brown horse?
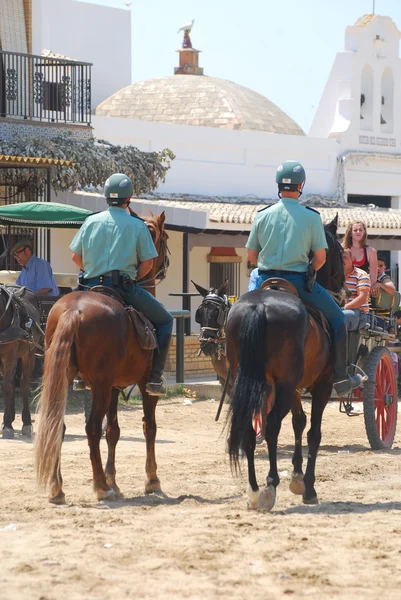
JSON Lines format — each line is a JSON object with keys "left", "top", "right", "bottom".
{"left": 35, "top": 212, "right": 169, "bottom": 504}
{"left": 0, "top": 286, "right": 42, "bottom": 439}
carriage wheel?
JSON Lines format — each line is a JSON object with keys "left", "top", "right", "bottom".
{"left": 363, "top": 347, "right": 398, "bottom": 449}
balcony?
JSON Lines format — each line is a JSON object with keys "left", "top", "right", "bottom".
{"left": 0, "top": 50, "right": 92, "bottom": 126}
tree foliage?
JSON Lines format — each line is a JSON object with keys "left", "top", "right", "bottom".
{"left": 0, "top": 134, "right": 175, "bottom": 195}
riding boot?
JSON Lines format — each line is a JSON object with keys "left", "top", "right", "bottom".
{"left": 332, "top": 324, "right": 363, "bottom": 395}
{"left": 146, "top": 333, "right": 172, "bottom": 396}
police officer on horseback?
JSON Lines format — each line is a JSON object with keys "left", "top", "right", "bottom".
{"left": 246, "top": 160, "right": 362, "bottom": 395}
{"left": 70, "top": 173, "right": 173, "bottom": 396}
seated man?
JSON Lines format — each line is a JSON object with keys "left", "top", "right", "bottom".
{"left": 343, "top": 248, "right": 371, "bottom": 331}
{"left": 12, "top": 238, "right": 59, "bottom": 296}
{"left": 371, "top": 255, "right": 396, "bottom": 298}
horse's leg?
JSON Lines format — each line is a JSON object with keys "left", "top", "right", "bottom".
{"left": 260, "top": 383, "right": 293, "bottom": 511}
{"left": 241, "top": 422, "right": 260, "bottom": 510}
{"left": 303, "top": 375, "right": 332, "bottom": 504}
{"left": 289, "top": 390, "right": 307, "bottom": 496}
{"left": 20, "top": 348, "right": 35, "bottom": 437}
{"left": 104, "top": 388, "right": 122, "bottom": 498}
{"left": 1, "top": 353, "right": 18, "bottom": 439}
{"left": 139, "top": 382, "right": 161, "bottom": 494}
{"left": 86, "top": 382, "right": 116, "bottom": 501}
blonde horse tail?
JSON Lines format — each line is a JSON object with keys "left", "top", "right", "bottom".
{"left": 35, "top": 309, "right": 80, "bottom": 489}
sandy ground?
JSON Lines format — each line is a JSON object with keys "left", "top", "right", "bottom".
{"left": 0, "top": 396, "right": 401, "bottom": 600}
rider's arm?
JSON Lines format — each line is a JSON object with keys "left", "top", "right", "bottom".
{"left": 311, "top": 248, "right": 326, "bottom": 271}
{"left": 247, "top": 249, "right": 258, "bottom": 266}
{"left": 367, "top": 246, "right": 378, "bottom": 286}
{"left": 344, "top": 286, "right": 370, "bottom": 310}
{"left": 35, "top": 288, "right": 52, "bottom": 296}
{"left": 71, "top": 252, "right": 84, "bottom": 271}
{"left": 372, "top": 275, "right": 396, "bottom": 296}
{"left": 136, "top": 258, "right": 153, "bottom": 280}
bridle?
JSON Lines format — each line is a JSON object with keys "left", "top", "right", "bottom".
{"left": 195, "top": 291, "right": 231, "bottom": 358}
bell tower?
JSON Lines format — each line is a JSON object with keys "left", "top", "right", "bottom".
{"left": 309, "top": 14, "right": 401, "bottom": 149}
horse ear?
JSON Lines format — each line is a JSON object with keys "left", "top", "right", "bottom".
{"left": 191, "top": 280, "right": 209, "bottom": 297}
{"left": 326, "top": 214, "right": 338, "bottom": 235}
{"left": 217, "top": 279, "right": 229, "bottom": 297}
{"left": 157, "top": 211, "right": 166, "bottom": 227}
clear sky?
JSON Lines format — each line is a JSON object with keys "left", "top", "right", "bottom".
{"left": 81, "top": 0, "right": 401, "bottom": 133}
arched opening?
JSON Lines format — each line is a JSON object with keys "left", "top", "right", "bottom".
{"left": 360, "top": 64, "right": 374, "bottom": 131}
{"left": 380, "top": 67, "right": 394, "bottom": 134}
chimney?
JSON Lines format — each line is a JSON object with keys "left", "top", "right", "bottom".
{"left": 174, "top": 31, "right": 204, "bottom": 76}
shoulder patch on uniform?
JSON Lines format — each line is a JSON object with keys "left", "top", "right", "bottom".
{"left": 305, "top": 206, "right": 320, "bottom": 215}
{"left": 257, "top": 204, "right": 272, "bottom": 213}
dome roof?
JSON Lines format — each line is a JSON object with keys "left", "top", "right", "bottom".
{"left": 95, "top": 75, "right": 305, "bottom": 135}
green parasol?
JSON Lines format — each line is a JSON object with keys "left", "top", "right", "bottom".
{"left": 0, "top": 202, "right": 94, "bottom": 229}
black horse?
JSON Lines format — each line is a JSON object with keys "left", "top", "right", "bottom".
{"left": 194, "top": 217, "right": 345, "bottom": 511}
{"left": 0, "top": 286, "right": 42, "bottom": 438}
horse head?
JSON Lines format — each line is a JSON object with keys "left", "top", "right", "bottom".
{"left": 192, "top": 279, "right": 230, "bottom": 357}
{"left": 132, "top": 210, "right": 170, "bottom": 292}
{"left": 317, "top": 215, "right": 345, "bottom": 296}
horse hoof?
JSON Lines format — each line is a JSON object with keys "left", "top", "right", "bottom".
{"left": 289, "top": 473, "right": 305, "bottom": 496}
{"left": 145, "top": 479, "right": 161, "bottom": 494}
{"left": 247, "top": 485, "right": 259, "bottom": 510}
{"left": 303, "top": 495, "right": 319, "bottom": 505}
{"left": 97, "top": 488, "right": 116, "bottom": 501}
{"left": 49, "top": 492, "right": 65, "bottom": 505}
{"left": 21, "top": 425, "right": 33, "bottom": 437}
{"left": 257, "top": 485, "right": 276, "bottom": 512}
{"left": 2, "top": 427, "right": 14, "bottom": 440}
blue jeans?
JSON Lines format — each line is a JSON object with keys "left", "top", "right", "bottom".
{"left": 343, "top": 308, "right": 368, "bottom": 332}
{"left": 83, "top": 276, "right": 173, "bottom": 342}
{"left": 257, "top": 272, "right": 345, "bottom": 329}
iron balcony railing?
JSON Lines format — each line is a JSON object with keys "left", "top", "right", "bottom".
{"left": 0, "top": 50, "right": 92, "bottom": 126}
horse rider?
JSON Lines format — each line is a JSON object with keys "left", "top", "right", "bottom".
{"left": 246, "top": 160, "right": 363, "bottom": 395}
{"left": 70, "top": 173, "right": 173, "bottom": 396}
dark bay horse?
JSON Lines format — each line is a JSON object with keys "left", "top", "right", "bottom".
{"left": 35, "top": 212, "right": 169, "bottom": 504}
{"left": 226, "top": 217, "right": 345, "bottom": 511}
{"left": 0, "top": 286, "right": 42, "bottom": 439}
{"left": 194, "top": 217, "right": 344, "bottom": 510}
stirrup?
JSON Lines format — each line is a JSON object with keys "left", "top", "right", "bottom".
{"left": 334, "top": 374, "right": 363, "bottom": 395}
{"left": 146, "top": 377, "right": 167, "bottom": 396}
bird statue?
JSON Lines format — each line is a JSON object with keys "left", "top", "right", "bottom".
{"left": 177, "top": 18, "right": 195, "bottom": 34}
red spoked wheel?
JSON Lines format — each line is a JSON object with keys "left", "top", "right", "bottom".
{"left": 363, "top": 347, "right": 398, "bottom": 449}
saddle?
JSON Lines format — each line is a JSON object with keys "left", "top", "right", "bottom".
{"left": 260, "top": 277, "right": 331, "bottom": 342}
{"left": 90, "top": 286, "right": 158, "bottom": 350}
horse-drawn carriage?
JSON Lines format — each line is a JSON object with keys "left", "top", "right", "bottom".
{"left": 193, "top": 228, "right": 399, "bottom": 453}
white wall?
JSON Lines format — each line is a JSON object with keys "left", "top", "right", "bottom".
{"left": 31, "top": 0, "right": 131, "bottom": 109}
{"left": 92, "top": 115, "right": 339, "bottom": 199}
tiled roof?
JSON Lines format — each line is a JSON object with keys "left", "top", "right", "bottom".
{"left": 96, "top": 75, "right": 305, "bottom": 135}
{"left": 354, "top": 14, "right": 375, "bottom": 27}
{"left": 139, "top": 194, "right": 401, "bottom": 231}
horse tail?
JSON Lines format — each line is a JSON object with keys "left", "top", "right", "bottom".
{"left": 35, "top": 309, "right": 80, "bottom": 489}
{"left": 228, "top": 303, "right": 271, "bottom": 470}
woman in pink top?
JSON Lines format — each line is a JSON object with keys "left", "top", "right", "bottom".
{"left": 342, "top": 221, "right": 378, "bottom": 287}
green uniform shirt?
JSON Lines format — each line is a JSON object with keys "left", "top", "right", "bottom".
{"left": 70, "top": 207, "right": 158, "bottom": 279}
{"left": 246, "top": 198, "right": 328, "bottom": 272}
